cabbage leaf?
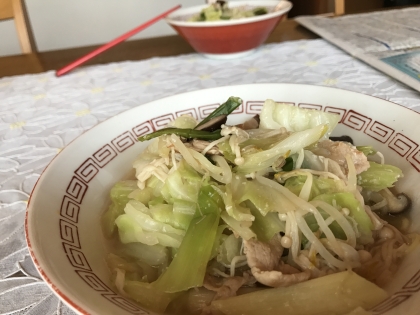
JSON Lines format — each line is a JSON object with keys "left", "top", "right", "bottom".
{"left": 259, "top": 99, "right": 340, "bottom": 139}
{"left": 357, "top": 161, "right": 403, "bottom": 192}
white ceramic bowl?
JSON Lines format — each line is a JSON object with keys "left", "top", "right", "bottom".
{"left": 26, "top": 84, "right": 420, "bottom": 315}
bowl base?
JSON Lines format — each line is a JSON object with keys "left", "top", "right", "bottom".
{"left": 201, "top": 48, "right": 257, "bottom": 60}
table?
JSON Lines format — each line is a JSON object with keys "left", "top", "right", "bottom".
{"left": 0, "top": 19, "right": 318, "bottom": 78}
{"left": 1, "top": 24, "right": 420, "bottom": 315}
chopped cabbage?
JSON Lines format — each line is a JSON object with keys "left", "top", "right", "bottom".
{"left": 356, "top": 146, "right": 377, "bottom": 156}
{"left": 313, "top": 193, "right": 373, "bottom": 245}
{"left": 102, "top": 180, "right": 138, "bottom": 238}
{"left": 217, "top": 233, "right": 242, "bottom": 265}
{"left": 285, "top": 175, "right": 345, "bottom": 201}
{"left": 248, "top": 201, "right": 285, "bottom": 242}
{"left": 121, "top": 243, "right": 169, "bottom": 267}
{"left": 115, "top": 200, "right": 185, "bottom": 248}
{"left": 154, "top": 185, "right": 222, "bottom": 293}
{"left": 260, "top": 99, "right": 340, "bottom": 139}
{"left": 357, "top": 161, "right": 403, "bottom": 192}
{"left": 236, "top": 124, "right": 327, "bottom": 173}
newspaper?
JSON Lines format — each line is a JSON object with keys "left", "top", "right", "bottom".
{"left": 295, "top": 7, "right": 420, "bottom": 92}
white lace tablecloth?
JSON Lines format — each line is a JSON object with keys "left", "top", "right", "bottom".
{"left": 1, "top": 39, "right": 420, "bottom": 314}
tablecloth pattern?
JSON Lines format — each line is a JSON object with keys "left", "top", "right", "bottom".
{"left": 1, "top": 39, "right": 420, "bottom": 314}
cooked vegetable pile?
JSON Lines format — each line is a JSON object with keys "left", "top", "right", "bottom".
{"left": 102, "top": 97, "right": 419, "bottom": 315}
{"left": 188, "top": 1, "right": 268, "bottom": 22}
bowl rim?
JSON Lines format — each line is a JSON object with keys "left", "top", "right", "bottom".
{"left": 165, "top": 0, "right": 292, "bottom": 28}
{"left": 25, "top": 83, "right": 420, "bottom": 315}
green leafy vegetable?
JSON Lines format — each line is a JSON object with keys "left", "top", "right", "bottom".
{"left": 160, "top": 160, "right": 202, "bottom": 204}
{"left": 356, "top": 146, "right": 377, "bottom": 156}
{"left": 217, "top": 233, "right": 242, "bottom": 265}
{"left": 241, "top": 179, "right": 297, "bottom": 215}
{"left": 259, "top": 99, "right": 340, "bottom": 139}
{"left": 282, "top": 157, "right": 294, "bottom": 171}
{"left": 102, "top": 180, "right": 138, "bottom": 238}
{"left": 284, "top": 175, "right": 345, "bottom": 201}
{"left": 304, "top": 210, "right": 347, "bottom": 240}
{"left": 153, "top": 185, "right": 223, "bottom": 293}
{"left": 247, "top": 201, "right": 285, "bottom": 242}
{"left": 314, "top": 193, "right": 373, "bottom": 245}
{"left": 138, "top": 128, "right": 222, "bottom": 142}
{"left": 120, "top": 243, "right": 169, "bottom": 267}
{"left": 149, "top": 203, "right": 193, "bottom": 231}
{"left": 253, "top": 7, "right": 268, "bottom": 15}
{"left": 357, "top": 161, "right": 403, "bottom": 192}
{"left": 236, "top": 124, "right": 327, "bottom": 173}
{"left": 137, "top": 97, "right": 242, "bottom": 142}
{"left": 194, "top": 96, "right": 242, "bottom": 129}
{"left": 124, "top": 280, "right": 180, "bottom": 313}
{"left": 115, "top": 200, "right": 185, "bottom": 248}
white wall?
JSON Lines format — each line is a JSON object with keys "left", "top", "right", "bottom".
{"left": 0, "top": 0, "right": 201, "bottom": 57}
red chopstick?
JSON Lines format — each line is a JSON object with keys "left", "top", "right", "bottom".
{"left": 56, "top": 5, "right": 181, "bottom": 77}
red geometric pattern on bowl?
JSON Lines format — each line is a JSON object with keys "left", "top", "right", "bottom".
{"left": 365, "top": 121, "right": 395, "bottom": 144}
{"left": 57, "top": 101, "right": 420, "bottom": 314}
{"left": 324, "top": 106, "right": 347, "bottom": 123}
{"left": 60, "top": 219, "right": 81, "bottom": 248}
{"left": 151, "top": 113, "right": 176, "bottom": 130}
{"left": 111, "top": 131, "right": 137, "bottom": 152}
{"left": 298, "top": 103, "right": 323, "bottom": 111}
{"left": 176, "top": 108, "right": 198, "bottom": 119}
{"left": 60, "top": 196, "right": 80, "bottom": 223}
{"left": 198, "top": 103, "right": 221, "bottom": 119}
{"left": 170, "top": 14, "right": 285, "bottom": 54}
{"left": 245, "top": 100, "right": 264, "bottom": 114}
{"left": 65, "top": 176, "right": 88, "bottom": 204}
{"left": 59, "top": 131, "right": 146, "bottom": 314}
{"left": 93, "top": 144, "right": 118, "bottom": 167}
{"left": 342, "top": 110, "right": 372, "bottom": 132}
{"left": 75, "top": 158, "right": 100, "bottom": 184}
{"left": 132, "top": 121, "right": 155, "bottom": 138}
{"left": 407, "top": 149, "right": 420, "bottom": 172}
{"left": 245, "top": 100, "right": 295, "bottom": 115}
{"left": 389, "top": 133, "right": 418, "bottom": 157}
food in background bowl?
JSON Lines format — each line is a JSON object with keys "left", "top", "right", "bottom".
{"left": 188, "top": 0, "right": 268, "bottom": 21}
{"left": 103, "top": 97, "right": 417, "bottom": 314}
{"left": 25, "top": 84, "right": 420, "bottom": 315}
{"left": 165, "top": 1, "right": 292, "bottom": 59}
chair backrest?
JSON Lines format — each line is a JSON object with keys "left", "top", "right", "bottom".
{"left": 317, "top": 0, "right": 345, "bottom": 17}
{"left": 334, "top": 0, "right": 345, "bottom": 16}
{"left": 0, "top": 0, "right": 32, "bottom": 53}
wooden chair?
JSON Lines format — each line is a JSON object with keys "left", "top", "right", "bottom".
{"left": 0, "top": 0, "right": 33, "bottom": 54}
{"left": 333, "top": 0, "right": 345, "bottom": 16}
{"left": 319, "top": 0, "right": 345, "bottom": 17}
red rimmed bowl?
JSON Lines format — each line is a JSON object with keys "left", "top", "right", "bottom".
{"left": 166, "top": 1, "right": 292, "bottom": 59}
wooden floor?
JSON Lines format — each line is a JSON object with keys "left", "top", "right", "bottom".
{"left": 0, "top": 19, "right": 319, "bottom": 78}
